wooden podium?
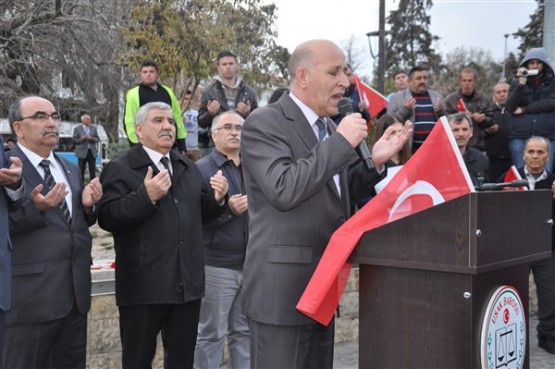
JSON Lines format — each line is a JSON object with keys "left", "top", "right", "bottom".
{"left": 349, "top": 191, "right": 552, "bottom": 369}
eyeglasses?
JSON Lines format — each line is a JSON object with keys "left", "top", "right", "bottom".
{"left": 214, "top": 124, "right": 242, "bottom": 132}
{"left": 18, "top": 112, "right": 61, "bottom": 123}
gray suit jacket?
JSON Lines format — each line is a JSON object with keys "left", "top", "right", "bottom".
{"left": 241, "top": 94, "right": 384, "bottom": 326}
{"left": 6, "top": 146, "right": 96, "bottom": 325}
{"left": 73, "top": 124, "right": 99, "bottom": 159}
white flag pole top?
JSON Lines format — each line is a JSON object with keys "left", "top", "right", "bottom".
{"left": 439, "top": 115, "right": 476, "bottom": 192}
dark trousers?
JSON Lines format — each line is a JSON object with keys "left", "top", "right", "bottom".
{"left": 119, "top": 300, "right": 201, "bottom": 369}
{"left": 249, "top": 318, "right": 334, "bottom": 369}
{"left": 3, "top": 304, "right": 87, "bottom": 369}
{"left": 531, "top": 252, "right": 555, "bottom": 339}
{"left": 78, "top": 150, "right": 96, "bottom": 182}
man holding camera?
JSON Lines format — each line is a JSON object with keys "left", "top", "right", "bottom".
{"left": 505, "top": 47, "right": 555, "bottom": 170}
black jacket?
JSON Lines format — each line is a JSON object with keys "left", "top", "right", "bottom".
{"left": 198, "top": 77, "right": 258, "bottom": 129}
{"left": 98, "top": 145, "right": 225, "bottom": 306}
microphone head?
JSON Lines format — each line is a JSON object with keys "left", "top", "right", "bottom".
{"left": 510, "top": 179, "right": 528, "bottom": 187}
{"left": 338, "top": 97, "right": 353, "bottom": 116}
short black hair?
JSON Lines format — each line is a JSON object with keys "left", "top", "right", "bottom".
{"left": 408, "top": 66, "right": 427, "bottom": 78}
{"left": 217, "top": 50, "right": 237, "bottom": 63}
{"left": 140, "top": 60, "right": 159, "bottom": 73}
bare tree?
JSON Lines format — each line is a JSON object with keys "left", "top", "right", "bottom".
{"left": 341, "top": 34, "right": 366, "bottom": 73}
{"left": 0, "top": 0, "right": 131, "bottom": 140}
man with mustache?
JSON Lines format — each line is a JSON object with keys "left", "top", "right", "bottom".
{"left": 98, "top": 102, "right": 229, "bottom": 369}
{"left": 194, "top": 111, "right": 249, "bottom": 369}
{"left": 3, "top": 96, "right": 103, "bottom": 368}
{"left": 387, "top": 65, "right": 444, "bottom": 152}
{"left": 448, "top": 113, "right": 489, "bottom": 185}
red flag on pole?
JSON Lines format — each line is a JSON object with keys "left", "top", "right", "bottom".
{"left": 353, "top": 75, "right": 388, "bottom": 119}
{"left": 503, "top": 165, "right": 527, "bottom": 191}
{"left": 296, "top": 116, "right": 475, "bottom": 326}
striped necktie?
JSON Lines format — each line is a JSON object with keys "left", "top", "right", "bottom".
{"left": 39, "top": 159, "right": 71, "bottom": 224}
{"left": 315, "top": 119, "right": 327, "bottom": 142}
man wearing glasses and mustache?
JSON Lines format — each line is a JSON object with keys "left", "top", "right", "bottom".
{"left": 195, "top": 111, "right": 249, "bottom": 369}
{"left": 3, "top": 96, "right": 103, "bottom": 369}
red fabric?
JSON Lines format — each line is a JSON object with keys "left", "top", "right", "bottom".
{"left": 503, "top": 165, "right": 527, "bottom": 191}
{"left": 353, "top": 75, "right": 388, "bottom": 120}
{"left": 457, "top": 98, "right": 467, "bottom": 112}
{"left": 296, "top": 116, "right": 475, "bottom": 325}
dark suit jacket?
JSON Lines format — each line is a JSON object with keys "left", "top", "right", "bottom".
{"left": 72, "top": 124, "right": 99, "bottom": 159}
{"left": 6, "top": 146, "right": 95, "bottom": 325}
{"left": 241, "top": 93, "right": 385, "bottom": 326}
{"left": 97, "top": 145, "right": 226, "bottom": 306}
{"left": 0, "top": 140, "right": 23, "bottom": 313}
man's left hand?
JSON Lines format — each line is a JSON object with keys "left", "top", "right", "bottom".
{"left": 237, "top": 101, "right": 252, "bottom": 117}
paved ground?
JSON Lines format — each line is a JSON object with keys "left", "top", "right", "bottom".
{"left": 333, "top": 316, "right": 554, "bottom": 368}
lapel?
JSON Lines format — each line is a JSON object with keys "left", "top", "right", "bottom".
{"left": 279, "top": 94, "right": 318, "bottom": 151}
{"left": 128, "top": 145, "right": 190, "bottom": 181}
{"left": 278, "top": 95, "right": 344, "bottom": 201}
{"left": 54, "top": 152, "right": 79, "bottom": 225}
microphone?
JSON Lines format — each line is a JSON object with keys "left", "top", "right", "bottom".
{"left": 338, "top": 97, "right": 374, "bottom": 171}
{"left": 475, "top": 179, "right": 528, "bottom": 191}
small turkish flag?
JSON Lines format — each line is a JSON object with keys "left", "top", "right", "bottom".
{"left": 457, "top": 98, "right": 468, "bottom": 112}
{"left": 353, "top": 75, "right": 388, "bottom": 120}
{"left": 503, "top": 165, "right": 527, "bottom": 191}
{"left": 296, "top": 116, "right": 475, "bottom": 325}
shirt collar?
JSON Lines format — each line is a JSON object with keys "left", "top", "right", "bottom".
{"left": 142, "top": 145, "right": 170, "bottom": 166}
{"left": 17, "top": 144, "right": 59, "bottom": 171}
{"left": 289, "top": 92, "right": 320, "bottom": 125}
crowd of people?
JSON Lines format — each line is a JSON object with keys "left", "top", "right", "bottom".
{"left": 0, "top": 40, "right": 554, "bottom": 369}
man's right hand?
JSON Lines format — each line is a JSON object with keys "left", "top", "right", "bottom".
{"left": 404, "top": 97, "right": 416, "bottom": 111}
{"left": 144, "top": 166, "right": 171, "bottom": 203}
{"left": 207, "top": 100, "right": 221, "bottom": 116}
{"left": 31, "top": 182, "right": 69, "bottom": 211}
{"left": 335, "top": 113, "right": 368, "bottom": 148}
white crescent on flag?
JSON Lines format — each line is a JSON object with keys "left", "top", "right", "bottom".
{"left": 388, "top": 180, "right": 445, "bottom": 221}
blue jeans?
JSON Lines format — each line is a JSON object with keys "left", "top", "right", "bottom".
{"left": 195, "top": 266, "right": 250, "bottom": 369}
{"left": 509, "top": 138, "right": 555, "bottom": 172}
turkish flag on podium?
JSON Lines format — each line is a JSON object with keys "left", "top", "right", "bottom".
{"left": 353, "top": 75, "right": 389, "bottom": 120}
{"left": 296, "top": 116, "right": 476, "bottom": 326}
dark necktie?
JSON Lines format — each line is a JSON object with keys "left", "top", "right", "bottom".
{"left": 160, "top": 156, "right": 172, "bottom": 177}
{"left": 315, "top": 119, "right": 327, "bottom": 142}
{"left": 39, "top": 159, "right": 71, "bottom": 224}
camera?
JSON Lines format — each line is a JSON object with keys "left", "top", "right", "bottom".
{"left": 522, "top": 69, "right": 539, "bottom": 77}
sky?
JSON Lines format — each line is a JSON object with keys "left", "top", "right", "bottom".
{"left": 261, "top": 0, "right": 538, "bottom": 77}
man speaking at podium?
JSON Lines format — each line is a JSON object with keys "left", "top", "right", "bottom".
{"left": 240, "top": 39, "right": 412, "bottom": 368}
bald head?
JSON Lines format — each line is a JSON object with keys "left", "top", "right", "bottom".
{"left": 288, "top": 40, "right": 349, "bottom": 117}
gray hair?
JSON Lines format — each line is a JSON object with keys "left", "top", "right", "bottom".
{"left": 525, "top": 136, "right": 551, "bottom": 154}
{"left": 135, "top": 102, "right": 173, "bottom": 125}
{"left": 211, "top": 111, "right": 244, "bottom": 132}
{"left": 447, "top": 112, "right": 473, "bottom": 128}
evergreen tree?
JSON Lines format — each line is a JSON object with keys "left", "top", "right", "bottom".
{"left": 384, "top": 0, "right": 442, "bottom": 86}
{"left": 513, "top": 0, "right": 544, "bottom": 60}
